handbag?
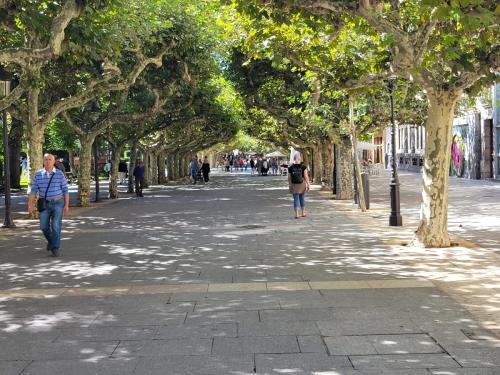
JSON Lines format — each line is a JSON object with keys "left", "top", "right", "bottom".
{"left": 37, "top": 171, "right": 56, "bottom": 212}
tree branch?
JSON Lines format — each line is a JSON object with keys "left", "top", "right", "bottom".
{"left": 0, "top": 0, "right": 83, "bottom": 65}
{"left": 41, "top": 40, "right": 176, "bottom": 125}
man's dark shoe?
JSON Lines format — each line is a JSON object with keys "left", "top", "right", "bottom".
{"left": 46, "top": 243, "right": 52, "bottom": 251}
{"left": 50, "top": 249, "right": 60, "bottom": 257}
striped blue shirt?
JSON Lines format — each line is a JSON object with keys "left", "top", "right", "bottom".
{"left": 31, "top": 168, "right": 69, "bottom": 200}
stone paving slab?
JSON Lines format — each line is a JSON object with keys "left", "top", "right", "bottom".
{"left": 132, "top": 355, "right": 255, "bottom": 375}
{"left": 238, "top": 320, "right": 320, "bottom": 336}
{"left": 254, "top": 353, "right": 352, "bottom": 373}
{"left": 317, "top": 318, "right": 423, "bottom": 336}
{"left": 21, "top": 357, "right": 139, "bottom": 375}
{"left": 324, "top": 334, "right": 443, "bottom": 355}
{"left": 259, "top": 307, "right": 335, "bottom": 321}
{"left": 430, "top": 369, "right": 500, "bottom": 375}
{"left": 155, "top": 323, "right": 237, "bottom": 339}
{"left": 297, "top": 335, "right": 327, "bottom": 353}
{"left": 114, "top": 338, "right": 213, "bottom": 357}
{"left": 90, "top": 312, "right": 187, "bottom": 327}
{"left": 0, "top": 340, "right": 118, "bottom": 361}
{"left": 55, "top": 326, "right": 158, "bottom": 341}
{"left": 350, "top": 353, "right": 460, "bottom": 369}
{"left": 447, "top": 348, "right": 500, "bottom": 367}
{"left": 213, "top": 336, "right": 300, "bottom": 355}
{"left": 0, "top": 361, "right": 29, "bottom": 375}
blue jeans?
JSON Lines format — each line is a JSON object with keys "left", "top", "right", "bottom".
{"left": 39, "top": 199, "right": 64, "bottom": 251}
{"left": 293, "top": 193, "right": 305, "bottom": 210}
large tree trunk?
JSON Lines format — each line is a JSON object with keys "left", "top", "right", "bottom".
{"left": 128, "top": 139, "right": 138, "bottom": 193}
{"left": 413, "top": 91, "right": 459, "bottom": 248}
{"left": 77, "top": 134, "right": 95, "bottom": 207}
{"left": 321, "top": 140, "right": 334, "bottom": 189}
{"left": 109, "top": 144, "right": 123, "bottom": 199}
{"left": 158, "top": 153, "right": 166, "bottom": 184}
{"left": 312, "top": 143, "right": 323, "bottom": 185}
{"left": 335, "top": 135, "right": 354, "bottom": 200}
{"left": 349, "top": 96, "right": 366, "bottom": 212}
{"left": 26, "top": 87, "right": 43, "bottom": 190}
{"left": 9, "top": 118, "right": 23, "bottom": 189}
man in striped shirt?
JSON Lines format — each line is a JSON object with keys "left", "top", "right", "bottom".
{"left": 28, "top": 153, "right": 70, "bottom": 257}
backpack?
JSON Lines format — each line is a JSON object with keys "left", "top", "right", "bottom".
{"left": 290, "top": 164, "right": 304, "bottom": 184}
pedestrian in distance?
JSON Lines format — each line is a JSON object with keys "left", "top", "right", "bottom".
{"left": 250, "top": 157, "right": 255, "bottom": 176}
{"left": 201, "top": 156, "right": 211, "bottom": 182}
{"left": 103, "top": 160, "right": 112, "bottom": 177}
{"left": 133, "top": 159, "right": 145, "bottom": 197}
{"left": 55, "top": 156, "right": 67, "bottom": 177}
{"left": 288, "top": 152, "right": 311, "bottom": 219}
{"left": 28, "top": 153, "right": 70, "bottom": 257}
{"left": 118, "top": 160, "right": 128, "bottom": 184}
{"left": 190, "top": 156, "right": 199, "bottom": 184}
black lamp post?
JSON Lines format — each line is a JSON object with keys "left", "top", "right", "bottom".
{"left": 388, "top": 79, "right": 402, "bottom": 226}
{"left": 1, "top": 69, "right": 15, "bottom": 228}
{"left": 91, "top": 101, "right": 100, "bottom": 202}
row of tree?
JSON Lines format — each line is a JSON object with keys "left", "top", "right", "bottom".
{"left": 219, "top": 0, "right": 499, "bottom": 247}
{"left": 1, "top": 1, "right": 244, "bottom": 205}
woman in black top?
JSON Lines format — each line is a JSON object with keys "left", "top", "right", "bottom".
{"left": 288, "top": 152, "right": 311, "bottom": 219}
{"left": 201, "top": 156, "right": 211, "bottom": 182}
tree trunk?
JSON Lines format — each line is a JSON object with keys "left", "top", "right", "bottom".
{"left": 77, "top": 134, "right": 95, "bottom": 207}
{"left": 150, "top": 152, "right": 159, "bottom": 185}
{"left": 349, "top": 96, "right": 366, "bottom": 212}
{"left": 413, "top": 91, "right": 459, "bottom": 248}
{"left": 166, "top": 154, "right": 174, "bottom": 181}
{"left": 321, "top": 139, "right": 334, "bottom": 189}
{"left": 302, "top": 148, "right": 311, "bottom": 171}
{"left": 335, "top": 135, "right": 354, "bottom": 200}
{"left": 128, "top": 139, "right": 138, "bottom": 193}
{"left": 158, "top": 153, "right": 167, "bottom": 184}
{"left": 171, "top": 153, "right": 178, "bottom": 180}
{"left": 179, "top": 154, "right": 185, "bottom": 178}
{"left": 142, "top": 149, "right": 150, "bottom": 188}
{"left": 8, "top": 118, "right": 23, "bottom": 189}
{"left": 26, "top": 123, "right": 44, "bottom": 189}
{"left": 109, "top": 144, "right": 123, "bottom": 199}
{"left": 312, "top": 144, "right": 323, "bottom": 185}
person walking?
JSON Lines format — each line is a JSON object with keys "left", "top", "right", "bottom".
{"left": 133, "top": 160, "right": 145, "bottom": 197}
{"left": 103, "top": 160, "right": 112, "bottom": 177}
{"left": 190, "top": 156, "right": 199, "bottom": 184}
{"left": 118, "top": 160, "right": 128, "bottom": 184}
{"left": 28, "top": 153, "right": 70, "bottom": 257}
{"left": 288, "top": 152, "right": 310, "bottom": 219}
{"left": 201, "top": 156, "right": 211, "bottom": 182}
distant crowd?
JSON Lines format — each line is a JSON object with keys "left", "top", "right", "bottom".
{"left": 218, "top": 153, "right": 287, "bottom": 176}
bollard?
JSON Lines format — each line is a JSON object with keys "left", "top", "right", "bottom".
{"left": 361, "top": 173, "right": 370, "bottom": 210}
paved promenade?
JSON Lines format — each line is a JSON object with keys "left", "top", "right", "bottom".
{"left": 0, "top": 172, "right": 499, "bottom": 374}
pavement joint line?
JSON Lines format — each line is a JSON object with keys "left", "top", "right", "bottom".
{"left": 0, "top": 279, "right": 435, "bottom": 299}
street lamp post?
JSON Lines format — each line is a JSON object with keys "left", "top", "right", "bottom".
{"left": 388, "top": 79, "right": 402, "bottom": 226}
{"left": 91, "top": 101, "right": 100, "bottom": 202}
{"left": 93, "top": 136, "right": 100, "bottom": 202}
{"left": 1, "top": 72, "right": 15, "bottom": 228}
